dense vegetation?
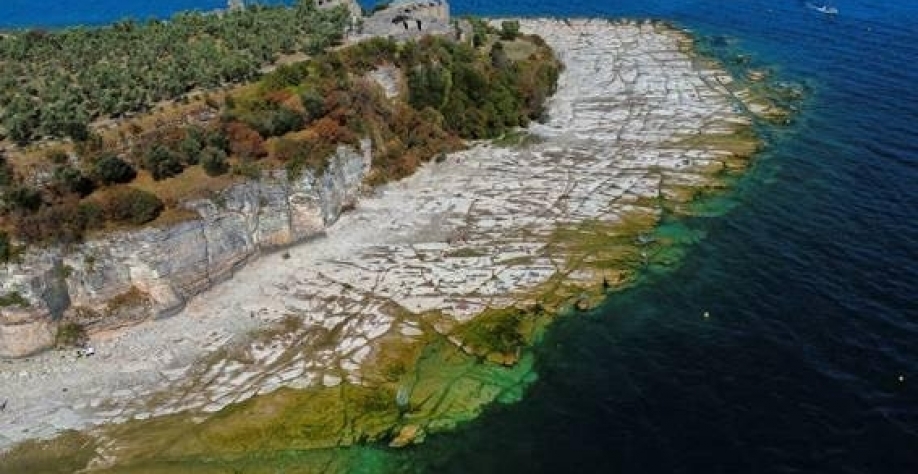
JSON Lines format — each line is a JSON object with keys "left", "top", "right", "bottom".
{"left": 0, "top": 19, "right": 560, "bottom": 255}
{"left": 0, "top": 0, "right": 349, "bottom": 144}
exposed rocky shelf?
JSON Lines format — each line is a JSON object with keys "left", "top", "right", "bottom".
{"left": 0, "top": 19, "right": 785, "bottom": 467}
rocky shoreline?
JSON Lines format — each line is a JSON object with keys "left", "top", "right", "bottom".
{"left": 0, "top": 18, "right": 788, "bottom": 469}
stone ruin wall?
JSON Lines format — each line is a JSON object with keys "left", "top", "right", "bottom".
{"left": 357, "top": 1, "right": 452, "bottom": 41}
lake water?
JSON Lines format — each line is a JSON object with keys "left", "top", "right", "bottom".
{"left": 2, "top": 0, "right": 917, "bottom": 472}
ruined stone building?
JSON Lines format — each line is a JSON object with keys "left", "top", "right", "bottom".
{"left": 358, "top": 0, "right": 453, "bottom": 42}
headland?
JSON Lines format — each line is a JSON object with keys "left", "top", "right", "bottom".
{"left": 0, "top": 10, "right": 793, "bottom": 473}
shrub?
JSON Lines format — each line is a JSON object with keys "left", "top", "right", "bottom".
{"left": 232, "top": 98, "right": 305, "bottom": 139}
{"left": 231, "top": 161, "right": 262, "bottom": 179}
{"left": 225, "top": 122, "right": 267, "bottom": 160}
{"left": 142, "top": 145, "right": 185, "bottom": 181}
{"left": 92, "top": 154, "right": 136, "bottom": 185}
{"left": 200, "top": 147, "right": 230, "bottom": 177}
{"left": 189, "top": 126, "right": 230, "bottom": 153}
{"left": 101, "top": 187, "right": 164, "bottom": 225}
{"left": 46, "top": 149, "right": 70, "bottom": 165}
{"left": 0, "top": 231, "right": 11, "bottom": 263}
{"left": 52, "top": 166, "right": 96, "bottom": 197}
{"left": 61, "top": 119, "right": 91, "bottom": 142}
{"left": 263, "top": 106, "right": 305, "bottom": 137}
{"left": 3, "top": 185, "right": 43, "bottom": 212}
{"left": 11, "top": 200, "right": 100, "bottom": 244}
{"left": 55, "top": 322, "right": 87, "bottom": 347}
{"left": 77, "top": 201, "right": 105, "bottom": 230}
{"left": 0, "top": 291, "right": 29, "bottom": 308}
{"left": 179, "top": 134, "right": 203, "bottom": 165}
{"left": 300, "top": 90, "right": 326, "bottom": 123}
{"left": 0, "top": 155, "right": 13, "bottom": 187}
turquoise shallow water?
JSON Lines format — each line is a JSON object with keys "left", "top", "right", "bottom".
{"left": 2, "top": 1, "right": 917, "bottom": 472}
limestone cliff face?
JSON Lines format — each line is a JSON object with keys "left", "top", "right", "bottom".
{"left": 0, "top": 141, "right": 371, "bottom": 358}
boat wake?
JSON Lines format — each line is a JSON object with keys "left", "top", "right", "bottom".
{"left": 805, "top": 2, "right": 839, "bottom": 15}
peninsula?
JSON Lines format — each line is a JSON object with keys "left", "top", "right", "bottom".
{"left": 0, "top": 3, "right": 794, "bottom": 472}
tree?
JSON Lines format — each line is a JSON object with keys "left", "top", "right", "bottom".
{"left": 468, "top": 18, "right": 489, "bottom": 48}
{"left": 500, "top": 21, "right": 520, "bottom": 41}
{"left": 407, "top": 64, "right": 452, "bottom": 110}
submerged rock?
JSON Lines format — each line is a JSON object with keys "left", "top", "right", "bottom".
{"left": 389, "top": 424, "right": 425, "bottom": 448}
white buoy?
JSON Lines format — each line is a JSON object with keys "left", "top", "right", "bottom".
{"left": 703, "top": 311, "right": 710, "bottom": 319}
{"left": 899, "top": 375, "right": 905, "bottom": 383}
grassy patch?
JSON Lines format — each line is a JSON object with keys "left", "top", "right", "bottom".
{"left": 493, "top": 129, "right": 542, "bottom": 148}
{"left": 444, "top": 247, "right": 488, "bottom": 258}
{"left": 55, "top": 322, "right": 87, "bottom": 348}
{"left": 0, "top": 291, "right": 30, "bottom": 308}
{"left": 502, "top": 38, "right": 539, "bottom": 61}
{"left": 130, "top": 166, "right": 241, "bottom": 206}
{"left": 105, "top": 286, "right": 149, "bottom": 316}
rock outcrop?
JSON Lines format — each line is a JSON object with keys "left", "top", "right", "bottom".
{"left": 0, "top": 140, "right": 371, "bottom": 358}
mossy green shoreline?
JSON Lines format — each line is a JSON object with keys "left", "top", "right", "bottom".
{"left": 0, "top": 184, "right": 756, "bottom": 474}
{"left": 0, "top": 24, "right": 800, "bottom": 474}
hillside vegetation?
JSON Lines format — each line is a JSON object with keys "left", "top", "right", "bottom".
{"left": 0, "top": 18, "right": 560, "bottom": 260}
{"left": 0, "top": 0, "right": 349, "bottom": 144}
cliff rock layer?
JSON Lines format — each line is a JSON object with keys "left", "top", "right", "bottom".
{"left": 0, "top": 140, "right": 371, "bottom": 358}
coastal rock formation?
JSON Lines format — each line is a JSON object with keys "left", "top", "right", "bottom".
{"left": 0, "top": 141, "right": 371, "bottom": 358}
{"left": 0, "top": 19, "right": 788, "bottom": 466}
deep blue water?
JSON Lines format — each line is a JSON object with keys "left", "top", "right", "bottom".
{"left": 3, "top": 1, "right": 917, "bottom": 473}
